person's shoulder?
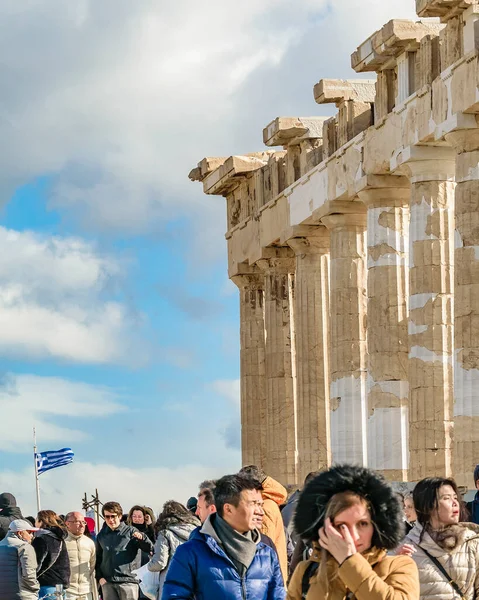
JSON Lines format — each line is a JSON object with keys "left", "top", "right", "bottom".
{"left": 81, "top": 534, "right": 95, "bottom": 548}
{"left": 380, "top": 554, "right": 418, "bottom": 571}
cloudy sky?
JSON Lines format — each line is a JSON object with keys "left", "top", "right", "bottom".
{"left": 0, "top": 0, "right": 418, "bottom": 518}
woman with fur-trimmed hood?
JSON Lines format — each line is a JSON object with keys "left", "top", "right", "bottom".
{"left": 287, "top": 465, "right": 419, "bottom": 600}
{"left": 147, "top": 500, "right": 200, "bottom": 599}
{"left": 404, "top": 477, "right": 479, "bottom": 600}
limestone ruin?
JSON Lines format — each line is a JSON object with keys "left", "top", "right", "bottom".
{"left": 190, "top": 1, "right": 479, "bottom": 488}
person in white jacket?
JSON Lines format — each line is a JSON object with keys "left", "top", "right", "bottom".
{"left": 0, "top": 519, "right": 40, "bottom": 600}
{"left": 405, "top": 477, "right": 479, "bottom": 600}
{"left": 147, "top": 501, "right": 200, "bottom": 599}
{"left": 64, "top": 512, "right": 97, "bottom": 600}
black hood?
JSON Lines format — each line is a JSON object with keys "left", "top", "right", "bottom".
{"left": 0, "top": 493, "right": 17, "bottom": 509}
{"left": 294, "top": 464, "right": 404, "bottom": 550}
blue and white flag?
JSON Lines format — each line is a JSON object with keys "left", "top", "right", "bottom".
{"left": 35, "top": 448, "right": 74, "bottom": 475}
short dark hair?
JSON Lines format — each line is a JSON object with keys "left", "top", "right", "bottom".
{"left": 239, "top": 465, "right": 267, "bottom": 483}
{"left": 102, "top": 501, "right": 123, "bottom": 517}
{"left": 198, "top": 480, "right": 217, "bottom": 507}
{"left": 413, "top": 477, "right": 459, "bottom": 529}
{"left": 214, "top": 474, "right": 263, "bottom": 517}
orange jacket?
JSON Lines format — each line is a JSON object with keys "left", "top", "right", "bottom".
{"left": 261, "top": 476, "right": 288, "bottom": 583}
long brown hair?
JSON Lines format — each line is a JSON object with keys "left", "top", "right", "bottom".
{"left": 127, "top": 505, "right": 146, "bottom": 526}
{"left": 37, "top": 510, "right": 64, "bottom": 529}
{"left": 320, "top": 492, "right": 372, "bottom": 589}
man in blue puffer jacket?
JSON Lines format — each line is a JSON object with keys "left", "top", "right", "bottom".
{"left": 162, "top": 473, "right": 285, "bottom": 600}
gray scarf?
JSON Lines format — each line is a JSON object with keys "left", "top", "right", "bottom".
{"left": 212, "top": 514, "right": 259, "bottom": 575}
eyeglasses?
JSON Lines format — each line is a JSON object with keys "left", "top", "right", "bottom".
{"left": 104, "top": 514, "right": 120, "bottom": 520}
{"left": 67, "top": 520, "right": 86, "bottom": 526}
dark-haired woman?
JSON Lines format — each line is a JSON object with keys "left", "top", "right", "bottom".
{"left": 32, "top": 510, "right": 70, "bottom": 598}
{"left": 127, "top": 505, "right": 155, "bottom": 543}
{"left": 404, "top": 477, "right": 479, "bottom": 600}
{"left": 147, "top": 500, "right": 200, "bottom": 599}
{"left": 287, "top": 465, "right": 419, "bottom": 600}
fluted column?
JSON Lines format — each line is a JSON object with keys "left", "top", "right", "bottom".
{"left": 288, "top": 229, "right": 331, "bottom": 481}
{"left": 445, "top": 129, "right": 479, "bottom": 487}
{"left": 322, "top": 210, "right": 368, "bottom": 465}
{"left": 397, "top": 147, "right": 455, "bottom": 481}
{"left": 257, "top": 252, "right": 297, "bottom": 485}
{"left": 231, "top": 272, "right": 266, "bottom": 468}
{"left": 358, "top": 180, "right": 410, "bottom": 481}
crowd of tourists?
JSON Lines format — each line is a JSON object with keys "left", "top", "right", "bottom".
{"left": 1, "top": 463, "right": 479, "bottom": 600}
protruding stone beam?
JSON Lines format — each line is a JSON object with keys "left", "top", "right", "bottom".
{"left": 231, "top": 267, "right": 267, "bottom": 469}
{"left": 392, "top": 145, "right": 456, "bottom": 482}
{"left": 357, "top": 175, "right": 410, "bottom": 482}
{"left": 188, "top": 157, "right": 228, "bottom": 183}
{"left": 352, "top": 20, "right": 443, "bottom": 118}
{"left": 190, "top": 153, "right": 276, "bottom": 231}
{"left": 283, "top": 225, "right": 331, "bottom": 480}
{"left": 201, "top": 153, "right": 273, "bottom": 196}
{"left": 316, "top": 203, "right": 368, "bottom": 466}
{"left": 315, "top": 79, "right": 376, "bottom": 151}
{"left": 256, "top": 248, "right": 298, "bottom": 485}
{"left": 263, "top": 117, "right": 328, "bottom": 185}
{"left": 352, "top": 19, "right": 443, "bottom": 73}
{"left": 445, "top": 127, "right": 479, "bottom": 488}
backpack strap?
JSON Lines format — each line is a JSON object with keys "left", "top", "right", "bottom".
{"left": 301, "top": 561, "right": 319, "bottom": 599}
{"left": 418, "top": 545, "right": 467, "bottom": 600}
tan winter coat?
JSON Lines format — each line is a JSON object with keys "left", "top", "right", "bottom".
{"left": 261, "top": 476, "right": 288, "bottom": 582}
{"left": 287, "top": 544, "right": 419, "bottom": 600}
{"left": 405, "top": 522, "right": 479, "bottom": 600}
{"left": 65, "top": 532, "right": 98, "bottom": 599}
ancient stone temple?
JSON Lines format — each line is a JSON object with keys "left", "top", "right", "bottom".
{"left": 190, "top": 0, "right": 479, "bottom": 488}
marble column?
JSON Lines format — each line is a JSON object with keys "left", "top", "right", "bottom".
{"left": 288, "top": 229, "right": 331, "bottom": 482}
{"left": 322, "top": 210, "right": 368, "bottom": 466}
{"left": 257, "top": 252, "right": 297, "bottom": 485}
{"left": 358, "top": 181, "right": 410, "bottom": 481}
{"left": 231, "top": 272, "right": 267, "bottom": 468}
{"left": 398, "top": 148, "right": 455, "bottom": 481}
{"left": 445, "top": 129, "right": 479, "bottom": 487}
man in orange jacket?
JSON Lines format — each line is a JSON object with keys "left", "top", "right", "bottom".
{"left": 239, "top": 465, "right": 288, "bottom": 582}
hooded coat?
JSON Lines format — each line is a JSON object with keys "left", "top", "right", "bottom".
{"left": 261, "top": 476, "right": 288, "bottom": 582}
{"left": 288, "top": 465, "right": 419, "bottom": 600}
{"left": 161, "top": 514, "right": 285, "bottom": 600}
{"left": 0, "top": 494, "right": 24, "bottom": 542}
{"left": 32, "top": 526, "right": 71, "bottom": 588}
{"left": 0, "top": 531, "right": 40, "bottom": 600}
{"left": 148, "top": 517, "right": 199, "bottom": 598}
{"left": 405, "top": 522, "right": 479, "bottom": 600}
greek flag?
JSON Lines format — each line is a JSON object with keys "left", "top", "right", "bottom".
{"left": 35, "top": 448, "right": 74, "bottom": 475}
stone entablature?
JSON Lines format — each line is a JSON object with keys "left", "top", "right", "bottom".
{"left": 191, "top": 1, "right": 479, "bottom": 487}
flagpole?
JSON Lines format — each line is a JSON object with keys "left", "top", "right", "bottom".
{"left": 33, "top": 427, "right": 41, "bottom": 513}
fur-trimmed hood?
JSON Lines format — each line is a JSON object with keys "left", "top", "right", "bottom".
{"left": 407, "top": 521, "right": 479, "bottom": 554}
{"left": 294, "top": 464, "right": 404, "bottom": 550}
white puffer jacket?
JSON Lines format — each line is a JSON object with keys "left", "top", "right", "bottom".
{"left": 65, "top": 532, "right": 97, "bottom": 599}
{"left": 405, "top": 522, "right": 479, "bottom": 600}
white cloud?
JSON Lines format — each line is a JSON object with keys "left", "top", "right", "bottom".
{"left": 0, "top": 373, "right": 125, "bottom": 452}
{"left": 0, "top": 460, "right": 240, "bottom": 518}
{"left": 0, "top": 0, "right": 418, "bottom": 260}
{"left": 211, "top": 379, "right": 240, "bottom": 406}
{"left": 0, "top": 227, "right": 143, "bottom": 364}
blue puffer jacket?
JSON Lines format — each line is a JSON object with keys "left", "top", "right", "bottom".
{"left": 161, "top": 519, "right": 285, "bottom": 600}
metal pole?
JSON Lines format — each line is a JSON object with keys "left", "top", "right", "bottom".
{"left": 33, "top": 427, "right": 41, "bottom": 513}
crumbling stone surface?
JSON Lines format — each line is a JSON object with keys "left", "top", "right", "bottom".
{"left": 190, "top": 6, "right": 479, "bottom": 487}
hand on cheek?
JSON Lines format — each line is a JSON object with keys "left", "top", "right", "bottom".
{"left": 318, "top": 518, "right": 357, "bottom": 565}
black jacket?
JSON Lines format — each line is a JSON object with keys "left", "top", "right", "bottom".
{"left": 0, "top": 507, "right": 24, "bottom": 542}
{"left": 95, "top": 522, "right": 153, "bottom": 584}
{"left": 32, "top": 526, "right": 70, "bottom": 588}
